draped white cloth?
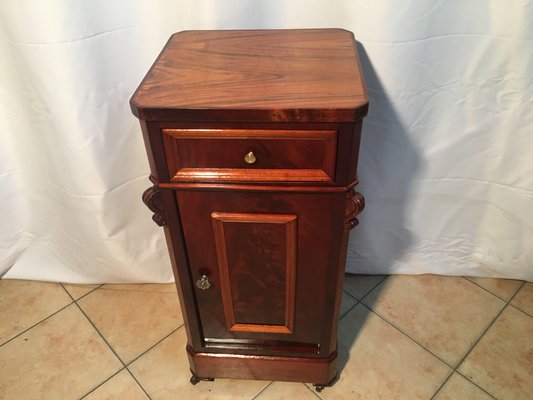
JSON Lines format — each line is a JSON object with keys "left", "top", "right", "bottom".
{"left": 1, "top": 0, "right": 532, "bottom": 283}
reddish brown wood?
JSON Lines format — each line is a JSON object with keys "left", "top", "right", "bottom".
{"left": 162, "top": 128, "right": 337, "bottom": 183}
{"left": 131, "top": 28, "right": 368, "bottom": 389}
{"left": 131, "top": 29, "right": 368, "bottom": 122}
{"left": 211, "top": 212, "right": 297, "bottom": 334}
{"left": 344, "top": 188, "right": 366, "bottom": 231}
{"left": 156, "top": 121, "right": 361, "bottom": 186}
{"left": 158, "top": 181, "right": 357, "bottom": 193}
{"left": 141, "top": 185, "right": 166, "bottom": 226}
{"left": 187, "top": 345, "right": 337, "bottom": 385}
{"left": 176, "top": 190, "right": 343, "bottom": 352}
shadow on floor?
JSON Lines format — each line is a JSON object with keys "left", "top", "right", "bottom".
{"left": 335, "top": 41, "right": 421, "bottom": 377}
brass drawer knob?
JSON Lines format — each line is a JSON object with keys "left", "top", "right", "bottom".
{"left": 244, "top": 151, "right": 257, "bottom": 164}
{"left": 196, "top": 275, "right": 211, "bottom": 290}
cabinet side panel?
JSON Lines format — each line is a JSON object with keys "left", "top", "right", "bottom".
{"left": 211, "top": 213, "right": 296, "bottom": 334}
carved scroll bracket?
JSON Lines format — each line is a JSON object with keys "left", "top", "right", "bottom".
{"left": 344, "top": 188, "right": 365, "bottom": 231}
{"left": 142, "top": 184, "right": 167, "bottom": 226}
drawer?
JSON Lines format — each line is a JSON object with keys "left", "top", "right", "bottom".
{"left": 161, "top": 128, "right": 337, "bottom": 183}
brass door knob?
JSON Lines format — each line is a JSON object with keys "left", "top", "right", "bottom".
{"left": 196, "top": 275, "right": 211, "bottom": 290}
{"left": 244, "top": 151, "right": 257, "bottom": 164}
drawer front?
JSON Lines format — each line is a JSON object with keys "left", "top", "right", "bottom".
{"left": 162, "top": 129, "right": 337, "bottom": 183}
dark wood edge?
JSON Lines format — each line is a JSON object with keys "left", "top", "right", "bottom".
{"left": 160, "top": 190, "right": 205, "bottom": 350}
{"left": 130, "top": 105, "right": 368, "bottom": 123}
{"left": 344, "top": 189, "right": 365, "bottom": 231}
{"left": 142, "top": 185, "right": 167, "bottom": 226}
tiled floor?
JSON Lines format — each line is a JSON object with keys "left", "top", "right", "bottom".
{"left": 0, "top": 275, "right": 531, "bottom": 400}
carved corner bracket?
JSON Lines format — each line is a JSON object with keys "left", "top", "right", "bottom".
{"left": 344, "top": 188, "right": 365, "bottom": 231}
{"left": 142, "top": 184, "right": 167, "bottom": 226}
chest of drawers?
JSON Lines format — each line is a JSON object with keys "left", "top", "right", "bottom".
{"left": 131, "top": 29, "right": 368, "bottom": 390}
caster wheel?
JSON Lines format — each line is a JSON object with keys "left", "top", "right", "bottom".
{"left": 190, "top": 375, "right": 215, "bottom": 385}
{"left": 314, "top": 384, "right": 325, "bottom": 393}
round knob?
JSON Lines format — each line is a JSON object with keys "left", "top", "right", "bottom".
{"left": 196, "top": 275, "right": 211, "bottom": 290}
{"left": 244, "top": 151, "right": 256, "bottom": 164}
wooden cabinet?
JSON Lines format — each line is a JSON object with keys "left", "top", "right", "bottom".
{"left": 131, "top": 29, "right": 368, "bottom": 390}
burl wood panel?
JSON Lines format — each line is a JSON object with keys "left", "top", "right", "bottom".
{"left": 211, "top": 213, "right": 297, "bottom": 334}
{"left": 162, "top": 128, "right": 337, "bottom": 183}
{"left": 130, "top": 29, "right": 368, "bottom": 122}
{"left": 176, "top": 190, "right": 345, "bottom": 356}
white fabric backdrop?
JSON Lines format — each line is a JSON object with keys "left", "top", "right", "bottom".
{"left": 1, "top": 0, "right": 532, "bottom": 283}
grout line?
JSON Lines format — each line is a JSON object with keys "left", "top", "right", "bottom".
{"left": 72, "top": 301, "right": 127, "bottom": 366}
{"left": 60, "top": 282, "right": 104, "bottom": 302}
{"left": 339, "top": 274, "right": 389, "bottom": 320}
{"left": 69, "top": 283, "right": 184, "bottom": 400}
{"left": 250, "top": 381, "right": 273, "bottom": 400}
{"left": 72, "top": 301, "right": 159, "bottom": 399}
{"left": 462, "top": 276, "right": 523, "bottom": 302}
{"left": 304, "top": 382, "right": 325, "bottom": 399}
{"left": 78, "top": 367, "right": 126, "bottom": 399}
{"left": 359, "top": 303, "right": 455, "bottom": 369}
{"left": 453, "top": 282, "right": 526, "bottom": 371}
{"left": 508, "top": 303, "right": 533, "bottom": 319}
{"left": 430, "top": 281, "right": 527, "bottom": 400}
{"left": 428, "top": 369, "right": 455, "bottom": 400}
{"left": 125, "top": 367, "right": 153, "bottom": 400}
{"left": 361, "top": 301, "right": 499, "bottom": 400}
{"left": 454, "top": 370, "right": 498, "bottom": 400}
{"left": 357, "top": 275, "right": 389, "bottom": 303}
{"left": 344, "top": 274, "right": 388, "bottom": 304}
{"left": 73, "top": 300, "right": 183, "bottom": 398}
{"left": 126, "top": 324, "right": 184, "bottom": 366}
{"left": 0, "top": 300, "right": 74, "bottom": 348}
{"left": 339, "top": 298, "right": 359, "bottom": 321}
{"left": 429, "top": 369, "right": 497, "bottom": 400}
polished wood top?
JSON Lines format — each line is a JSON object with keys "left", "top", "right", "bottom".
{"left": 131, "top": 29, "right": 368, "bottom": 122}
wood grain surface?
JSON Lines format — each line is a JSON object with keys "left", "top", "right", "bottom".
{"left": 211, "top": 212, "right": 297, "bottom": 334}
{"left": 161, "top": 128, "right": 337, "bottom": 183}
{"left": 131, "top": 29, "right": 368, "bottom": 122}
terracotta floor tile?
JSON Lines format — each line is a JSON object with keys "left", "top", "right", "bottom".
{"left": 0, "top": 279, "right": 72, "bottom": 344}
{"left": 0, "top": 305, "right": 122, "bottom": 399}
{"left": 465, "top": 276, "right": 523, "bottom": 301}
{"left": 255, "top": 382, "right": 318, "bottom": 400}
{"left": 83, "top": 369, "right": 149, "bottom": 400}
{"left": 433, "top": 373, "right": 493, "bottom": 400}
{"left": 129, "top": 328, "right": 269, "bottom": 400}
{"left": 63, "top": 283, "right": 100, "bottom": 300}
{"left": 339, "top": 291, "right": 357, "bottom": 319}
{"left": 319, "top": 304, "right": 450, "bottom": 399}
{"left": 511, "top": 282, "right": 533, "bottom": 316}
{"left": 343, "top": 274, "right": 386, "bottom": 300}
{"left": 459, "top": 306, "right": 533, "bottom": 400}
{"left": 362, "top": 275, "right": 504, "bottom": 366}
{"left": 100, "top": 283, "right": 176, "bottom": 293}
{"left": 78, "top": 287, "right": 183, "bottom": 364}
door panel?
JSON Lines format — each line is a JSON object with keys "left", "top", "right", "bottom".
{"left": 211, "top": 212, "right": 297, "bottom": 334}
{"left": 176, "top": 190, "right": 343, "bottom": 353}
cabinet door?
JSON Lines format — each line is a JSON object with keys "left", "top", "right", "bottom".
{"left": 176, "top": 190, "right": 345, "bottom": 356}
